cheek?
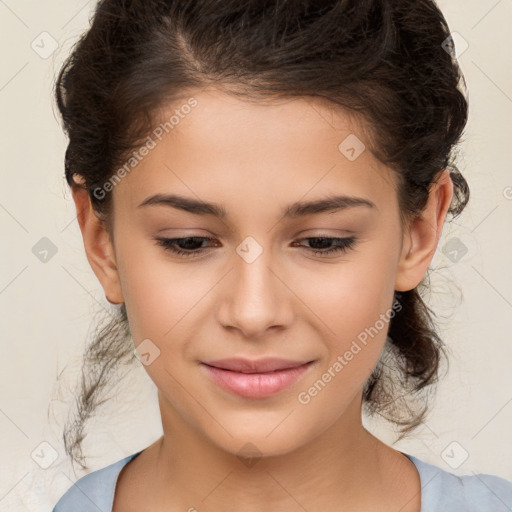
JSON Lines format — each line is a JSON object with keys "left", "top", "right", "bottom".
{"left": 295, "top": 266, "right": 396, "bottom": 414}
{"left": 121, "top": 265, "right": 197, "bottom": 339}
{"left": 117, "top": 239, "right": 221, "bottom": 353}
{"left": 292, "top": 255, "right": 396, "bottom": 341}
{"left": 292, "top": 243, "right": 398, "bottom": 382}
{"left": 115, "top": 239, "right": 176, "bottom": 338}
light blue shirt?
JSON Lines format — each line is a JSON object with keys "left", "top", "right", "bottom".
{"left": 52, "top": 450, "right": 512, "bottom": 511}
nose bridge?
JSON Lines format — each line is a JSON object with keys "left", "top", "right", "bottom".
{"left": 218, "top": 235, "right": 291, "bottom": 337}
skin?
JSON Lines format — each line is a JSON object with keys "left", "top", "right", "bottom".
{"left": 71, "top": 88, "right": 453, "bottom": 512}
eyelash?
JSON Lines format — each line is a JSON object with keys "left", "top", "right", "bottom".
{"left": 154, "top": 235, "right": 357, "bottom": 259}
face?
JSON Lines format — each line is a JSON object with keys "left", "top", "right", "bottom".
{"left": 75, "top": 88, "right": 451, "bottom": 458}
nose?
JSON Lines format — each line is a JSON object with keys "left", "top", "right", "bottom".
{"left": 216, "top": 244, "right": 294, "bottom": 339}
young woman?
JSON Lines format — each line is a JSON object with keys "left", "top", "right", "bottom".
{"left": 51, "top": 1, "right": 512, "bottom": 511}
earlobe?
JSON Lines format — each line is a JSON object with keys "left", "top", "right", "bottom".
{"left": 71, "top": 183, "right": 124, "bottom": 305}
{"left": 394, "top": 169, "right": 454, "bottom": 292}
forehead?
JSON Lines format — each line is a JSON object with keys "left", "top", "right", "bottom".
{"left": 161, "top": 88, "right": 369, "bottom": 154}
{"left": 112, "top": 88, "right": 397, "bottom": 214}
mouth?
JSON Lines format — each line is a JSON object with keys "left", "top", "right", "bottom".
{"left": 200, "top": 359, "right": 315, "bottom": 398}
{"left": 201, "top": 357, "right": 314, "bottom": 373}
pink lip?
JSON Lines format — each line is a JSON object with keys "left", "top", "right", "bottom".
{"left": 201, "top": 357, "right": 312, "bottom": 373}
{"left": 200, "top": 359, "right": 315, "bottom": 398}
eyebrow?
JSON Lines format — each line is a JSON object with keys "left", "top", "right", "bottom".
{"left": 137, "top": 193, "right": 377, "bottom": 218}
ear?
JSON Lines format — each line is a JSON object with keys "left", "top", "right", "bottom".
{"left": 71, "top": 180, "right": 124, "bottom": 304}
{"left": 395, "top": 169, "right": 453, "bottom": 292}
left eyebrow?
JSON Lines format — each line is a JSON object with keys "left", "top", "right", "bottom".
{"left": 137, "top": 193, "right": 377, "bottom": 218}
{"left": 282, "top": 194, "right": 377, "bottom": 217}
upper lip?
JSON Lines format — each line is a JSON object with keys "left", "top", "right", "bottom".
{"left": 201, "top": 357, "right": 313, "bottom": 373}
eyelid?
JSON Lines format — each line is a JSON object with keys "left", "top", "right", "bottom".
{"left": 154, "top": 234, "right": 357, "bottom": 259}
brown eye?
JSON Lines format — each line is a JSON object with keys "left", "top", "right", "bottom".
{"left": 293, "top": 236, "right": 357, "bottom": 257}
{"left": 154, "top": 235, "right": 357, "bottom": 259}
{"left": 154, "top": 236, "right": 216, "bottom": 258}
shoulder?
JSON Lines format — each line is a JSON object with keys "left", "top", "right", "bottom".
{"left": 51, "top": 451, "right": 142, "bottom": 512}
{"left": 405, "top": 453, "right": 512, "bottom": 512}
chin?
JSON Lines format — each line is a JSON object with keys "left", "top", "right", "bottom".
{"left": 205, "top": 423, "right": 314, "bottom": 462}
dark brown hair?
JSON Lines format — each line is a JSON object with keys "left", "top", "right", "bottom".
{"left": 53, "top": 0, "right": 470, "bottom": 470}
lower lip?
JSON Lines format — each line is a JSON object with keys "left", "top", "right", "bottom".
{"left": 201, "top": 362, "right": 314, "bottom": 399}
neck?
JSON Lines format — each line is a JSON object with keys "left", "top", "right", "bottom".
{"left": 149, "top": 392, "right": 399, "bottom": 512}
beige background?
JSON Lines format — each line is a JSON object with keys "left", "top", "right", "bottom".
{"left": 1, "top": 1, "right": 511, "bottom": 510}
